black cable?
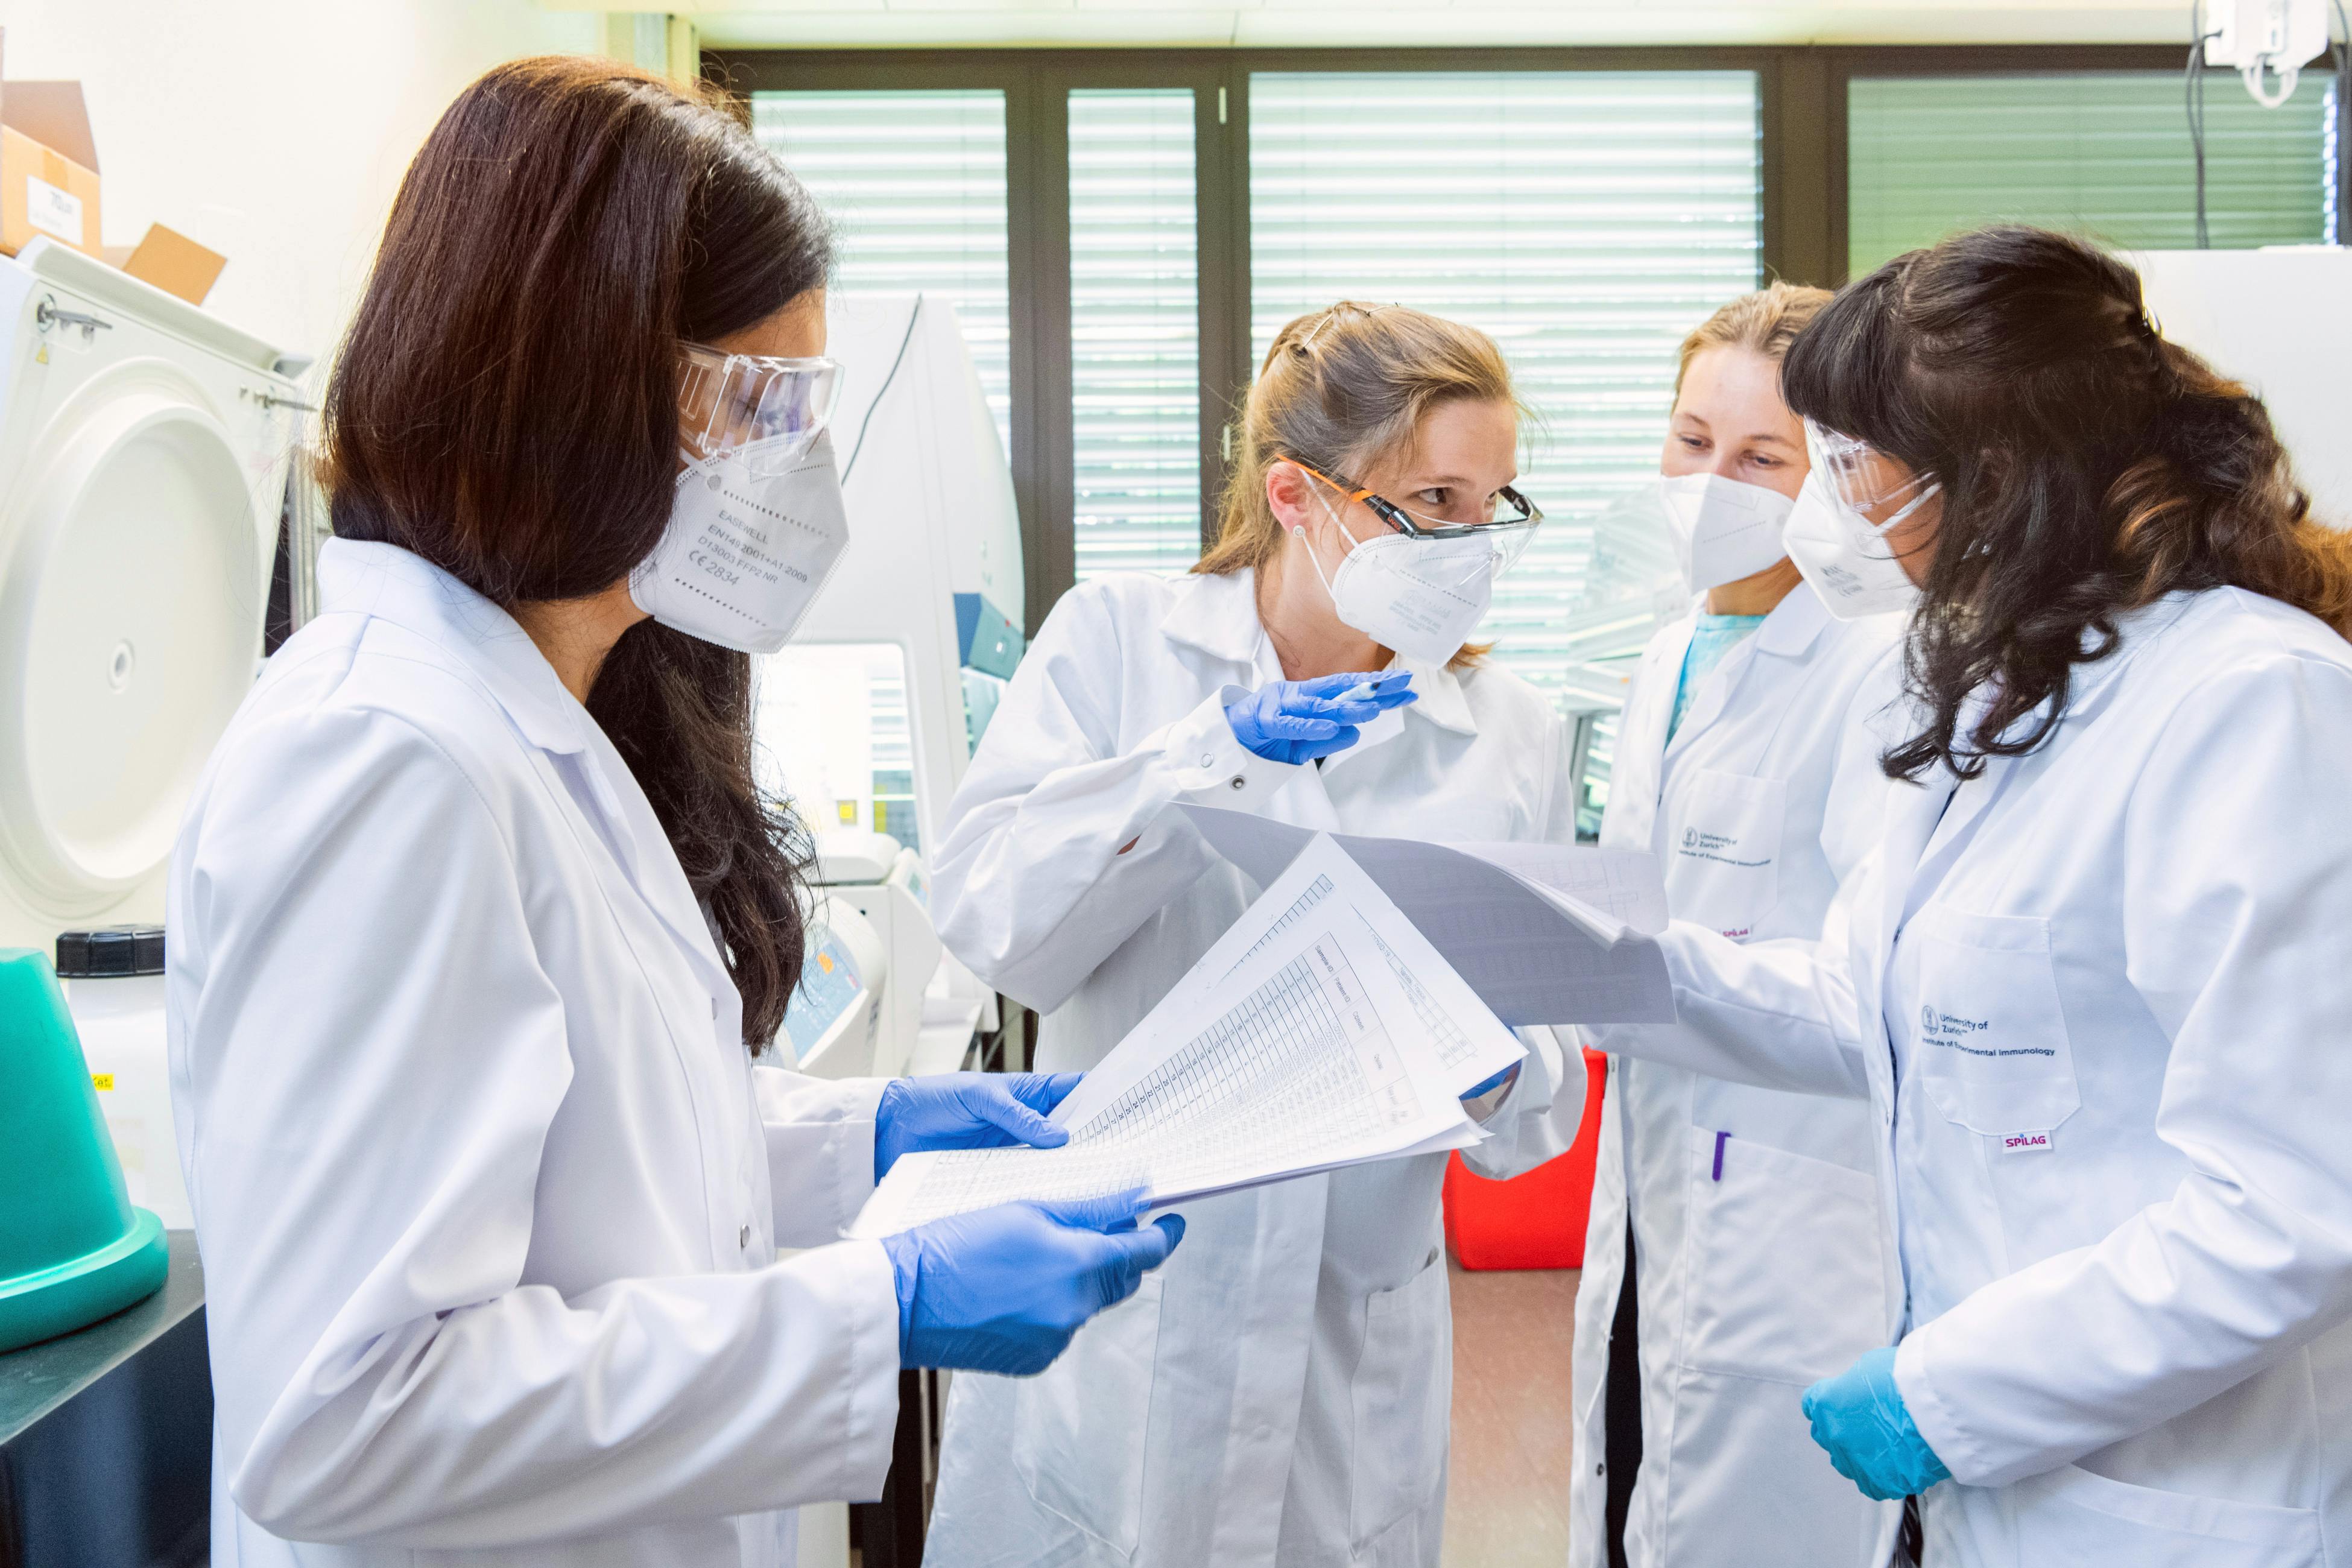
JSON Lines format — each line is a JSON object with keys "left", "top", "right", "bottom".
{"left": 841, "top": 292, "right": 923, "bottom": 484}
{"left": 2189, "top": 2, "right": 2213, "bottom": 249}
{"left": 2333, "top": 0, "right": 2351, "bottom": 241}
{"left": 2183, "top": 2, "right": 2352, "bottom": 247}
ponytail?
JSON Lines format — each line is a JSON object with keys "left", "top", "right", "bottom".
{"left": 1200, "top": 302, "right": 1520, "bottom": 579}
{"left": 1197, "top": 303, "right": 1522, "bottom": 669}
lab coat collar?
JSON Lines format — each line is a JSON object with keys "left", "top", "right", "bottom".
{"left": 1752, "top": 579, "right": 1836, "bottom": 659}
{"left": 1161, "top": 567, "right": 1271, "bottom": 670}
{"left": 2058, "top": 592, "right": 2196, "bottom": 721}
{"left": 317, "top": 541, "right": 733, "bottom": 1007}
{"left": 1879, "top": 595, "right": 2196, "bottom": 936}
{"left": 315, "top": 538, "right": 598, "bottom": 759}
{"left": 1397, "top": 654, "right": 1479, "bottom": 736}
{"left": 1658, "top": 584, "right": 1830, "bottom": 762}
{"left": 1946, "top": 592, "right": 2192, "bottom": 757}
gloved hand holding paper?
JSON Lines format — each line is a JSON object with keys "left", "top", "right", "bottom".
{"left": 850, "top": 831, "right": 1531, "bottom": 1238}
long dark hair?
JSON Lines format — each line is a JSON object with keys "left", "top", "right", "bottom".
{"left": 321, "top": 56, "right": 831, "bottom": 1048}
{"left": 1783, "top": 224, "right": 2352, "bottom": 781}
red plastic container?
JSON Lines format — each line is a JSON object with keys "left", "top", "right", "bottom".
{"left": 1443, "top": 1048, "right": 1609, "bottom": 1271}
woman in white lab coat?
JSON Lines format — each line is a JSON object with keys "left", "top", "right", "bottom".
{"left": 1571, "top": 284, "right": 1906, "bottom": 1568}
{"left": 923, "top": 303, "right": 1581, "bottom": 1568}
{"left": 166, "top": 58, "right": 1176, "bottom": 1568}
{"left": 1595, "top": 226, "right": 2352, "bottom": 1566}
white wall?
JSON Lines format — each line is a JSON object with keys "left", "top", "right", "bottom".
{"left": 4, "top": 0, "right": 602, "bottom": 360}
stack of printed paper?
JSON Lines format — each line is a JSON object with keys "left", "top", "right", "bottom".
{"left": 847, "top": 823, "right": 1669, "bottom": 1239}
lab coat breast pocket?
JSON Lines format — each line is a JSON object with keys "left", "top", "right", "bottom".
{"left": 1013, "top": 1270, "right": 1165, "bottom": 1558}
{"left": 1678, "top": 1128, "right": 1885, "bottom": 1383}
{"left": 2011, "top": 1464, "right": 2323, "bottom": 1567}
{"left": 1348, "top": 1251, "right": 1451, "bottom": 1552}
{"left": 1907, "top": 909, "right": 2080, "bottom": 1140}
{"left": 1667, "top": 769, "right": 1786, "bottom": 941}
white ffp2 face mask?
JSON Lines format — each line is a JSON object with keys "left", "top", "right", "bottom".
{"left": 1781, "top": 469, "right": 1932, "bottom": 621}
{"left": 1657, "top": 472, "right": 1796, "bottom": 592}
{"left": 1298, "top": 508, "right": 1495, "bottom": 665}
{"left": 631, "top": 429, "right": 850, "bottom": 655}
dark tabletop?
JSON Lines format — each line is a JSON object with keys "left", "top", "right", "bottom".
{"left": 0, "top": 1230, "right": 204, "bottom": 1448}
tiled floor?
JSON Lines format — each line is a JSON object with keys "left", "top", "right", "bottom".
{"left": 1442, "top": 1260, "right": 1581, "bottom": 1568}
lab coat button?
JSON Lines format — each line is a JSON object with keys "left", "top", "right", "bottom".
{"left": 739, "top": 1224, "right": 751, "bottom": 1249}
{"left": 1230, "top": 777, "right": 1247, "bottom": 791}
{"left": 1201, "top": 753, "right": 1216, "bottom": 767}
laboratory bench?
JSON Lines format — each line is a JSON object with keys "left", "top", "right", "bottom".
{"left": 0, "top": 1230, "right": 210, "bottom": 1567}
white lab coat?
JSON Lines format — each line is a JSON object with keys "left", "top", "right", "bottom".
{"left": 922, "top": 567, "right": 1580, "bottom": 1568}
{"left": 166, "top": 540, "right": 902, "bottom": 1568}
{"left": 1568, "top": 585, "right": 1905, "bottom": 1568}
{"left": 1598, "top": 586, "right": 2352, "bottom": 1566}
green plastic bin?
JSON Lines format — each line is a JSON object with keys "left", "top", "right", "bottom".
{"left": 0, "top": 947, "right": 169, "bottom": 1353}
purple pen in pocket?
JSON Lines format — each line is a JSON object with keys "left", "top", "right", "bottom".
{"left": 1712, "top": 1130, "right": 1730, "bottom": 1182}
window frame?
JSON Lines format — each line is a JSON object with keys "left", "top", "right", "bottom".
{"left": 709, "top": 43, "right": 2348, "bottom": 634}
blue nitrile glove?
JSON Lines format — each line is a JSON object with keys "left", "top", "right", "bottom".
{"left": 879, "top": 1190, "right": 1187, "bottom": 1374}
{"left": 1801, "top": 1347, "right": 1952, "bottom": 1501}
{"left": 874, "top": 1072, "right": 1081, "bottom": 1181}
{"left": 1462, "top": 1065, "right": 1519, "bottom": 1101}
{"left": 1224, "top": 671, "right": 1417, "bottom": 765}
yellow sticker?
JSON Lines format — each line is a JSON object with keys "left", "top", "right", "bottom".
{"left": 817, "top": 952, "right": 835, "bottom": 974}
{"left": 837, "top": 800, "right": 856, "bottom": 824}
{"left": 90, "top": 1073, "right": 115, "bottom": 1091}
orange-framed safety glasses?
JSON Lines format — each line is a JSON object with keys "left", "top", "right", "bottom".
{"left": 1281, "top": 456, "right": 1543, "bottom": 585}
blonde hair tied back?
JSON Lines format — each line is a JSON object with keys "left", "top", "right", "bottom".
{"left": 1673, "top": 279, "right": 1835, "bottom": 396}
{"left": 1198, "top": 302, "right": 1522, "bottom": 580}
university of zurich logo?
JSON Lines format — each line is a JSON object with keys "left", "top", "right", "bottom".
{"left": 1923, "top": 1005, "right": 1936, "bottom": 1033}
{"left": 1683, "top": 827, "right": 1698, "bottom": 849}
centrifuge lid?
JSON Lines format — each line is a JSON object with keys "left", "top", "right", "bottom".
{"left": 0, "top": 385, "right": 267, "bottom": 916}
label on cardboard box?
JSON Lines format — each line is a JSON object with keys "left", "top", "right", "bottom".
{"left": 26, "top": 174, "right": 82, "bottom": 245}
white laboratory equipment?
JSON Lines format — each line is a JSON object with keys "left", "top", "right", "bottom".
{"left": 0, "top": 238, "right": 301, "bottom": 1216}
{"left": 777, "top": 900, "right": 888, "bottom": 1079}
{"left": 955, "top": 585, "right": 1023, "bottom": 751}
{"left": 760, "top": 294, "right": 1024, "bottom": 1065}
{"left": 771, "top": 292, "right": 1020, "bottom": 852}
{"left": 52, "top": 924, "right": 189, "bottom": 1229}
{"left": 2199, "top": 0, "right": 2331, "bottom": 105}
{"left": 1552, "top": 482, "right": 1692, "bottom": 839}
{"left": 812, "top": 829, "right": 942, "bottom": 1078}
{"left": 0, "top": 237, "right": 300, "bottom": 953}
{"left": 2130, "top": 247, "right": 2352, "bottom": 527}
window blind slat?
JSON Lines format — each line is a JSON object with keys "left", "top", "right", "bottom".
{"left": 1847, "top": 72, "right": 2332, "bottom": 275}
{"left": 751, "top": 90, "right": 1013, "bottom": 456}
{"left": 1070, "top": 89, "right": 1203, "bottom": 581}
{"left": 1248, "top": 70, "right": 1762, "bottom": 721}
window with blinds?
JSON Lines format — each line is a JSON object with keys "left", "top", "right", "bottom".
{"left": 750, "top": 89, "right": 1013, "bottom": 455}
{"left": 1069, "top": 89, "right": 1203, "bottom": 582}
{"left": 1847, "top": 72, "right": 2335, "bottom": 276}
{"left": 1248, "top": 71, "right": 1761, "bottom": 718}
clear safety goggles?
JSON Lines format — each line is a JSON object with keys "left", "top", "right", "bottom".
{"left": 1288, "top": 457, "right": 1543, "bottom": 586}
{"left": 678, "top": 344, "right": 842, "bottom": 476}
{"left": 1803, "top": 419, "right": 1940, "bottom": 533}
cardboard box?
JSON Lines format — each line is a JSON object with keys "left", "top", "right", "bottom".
{"left": 120, "top": 224, "right": 225, "bottom": 306}
{"left": 1, "top": 79, "right": 103, "bottom": 259}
